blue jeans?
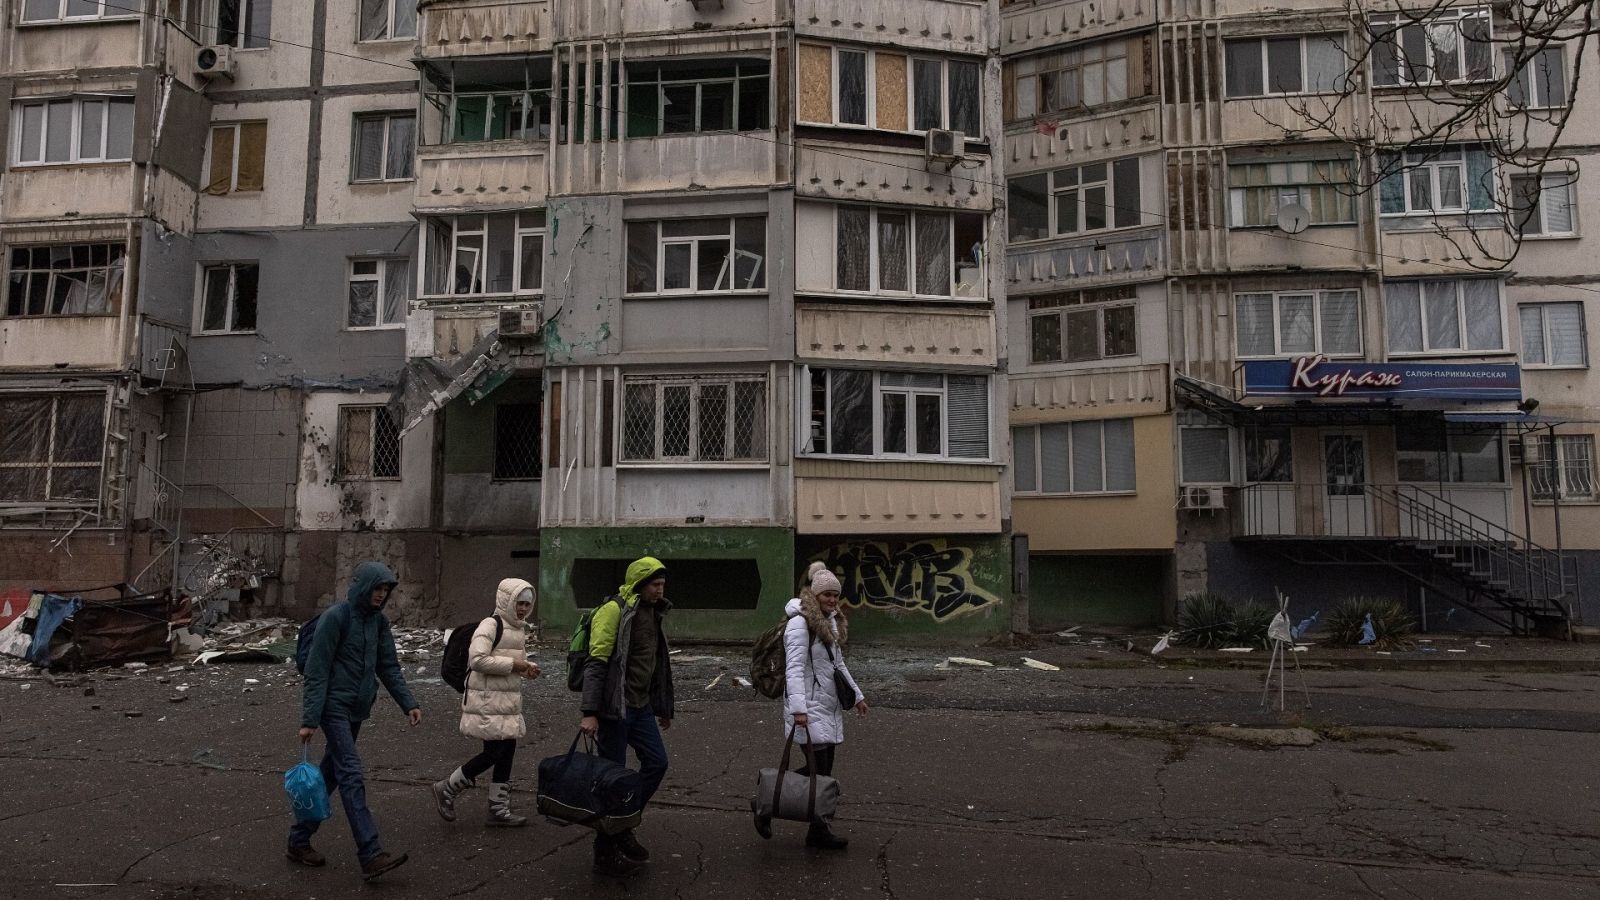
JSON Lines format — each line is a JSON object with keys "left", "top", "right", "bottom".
{"left": 597, "top": 704, "right": 669, "bottom": 812}
{"left": 287, "top": 718, "right": 382, "bottom": 864}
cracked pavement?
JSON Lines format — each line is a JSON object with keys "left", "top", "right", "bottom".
{"left": 1, "top": 648, "right": 1597, "bottom": 898}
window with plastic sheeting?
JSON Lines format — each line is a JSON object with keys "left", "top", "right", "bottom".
{"left": 1179, "top": 412, "right": 1230, "bottom": 484}
{"left": 346, "top": 258, "right": 409, "bottom": 329}
{"left": 207, "top": 122, "right": 268, "bottom": 194}
{"left": 1012, "top": 418, "right": 1135, "bottom": 494}
{"left": 621, "top": 375, "right": 766, "bottom": 464}
{"left": 359, "top": 0, "right": 415, "bottom": 41}
{"left": 807, "top": 369, "right": 989, "bottom": 461}
{"left": 351, "top": 112, "right": 415, "bottom": 182}
{"left": 625, "top": 217, "right": 765, "bottom": 294}
{"left": 0, "top": 393, "right": 105, "bottom": 503}
{"left": 337, "top": 406, "right": 400, "bottom": 480}
{"left": 420, "top": 211, "right": 544, "bottom": 298}
{"left": 493, "top": 402, "right": 541, "bottom": 479}
{"left": 1233, "top": 289, "right": 1361, "bottom": 357}
{"left": 1519, "top": 302, "right": 1586, "bottom": 368}
{"left": 4, "top": 243, "right": 125, "bottom": 317}
{"left": 1384, "top": 278, "right": 1503, "bottom": 354}
{"left": 1531, "top": 435, "right": 1597, "bottom": 500}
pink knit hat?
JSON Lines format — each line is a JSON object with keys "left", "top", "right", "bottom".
{"left": 811, "top": 569, "right": 842, "bottom": 595}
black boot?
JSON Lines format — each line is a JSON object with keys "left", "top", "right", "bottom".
{"left": 613, "top": 829, "right": 650, "bottom": 862}
{"left": 806, "top": 820, "right": 848, "bottom": 850}
{"left": 593, "top": 834, "right": 641, "bottom": 878}
{"left": 753, "top": 810, "right": 772, "bottom": 839}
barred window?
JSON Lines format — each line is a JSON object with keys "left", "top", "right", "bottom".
{"left": 493, "top": 402, "right": 541, "bottom": 479}
{"left": 622, "top": 375, "right": 767, "bottom": 463}
{"left": 1531, "top": 435, "right": 1597, "bottom": 501}
{"left": 1227, "top": 159, "right": 1357, "bottom": 227}
{"left": 5, "top": 243, "right": 126, "bottom": 317}
{"left": 337, "top": 406, "right": 401, "bottom": 480}
{"left": 0, "top": 393, "right": 104, "bottom": 503}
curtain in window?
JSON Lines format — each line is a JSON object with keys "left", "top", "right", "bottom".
{"left": 360, "top": 0, "right": 389, "bottom": 40}
{"left": 1278, "top": 294, "right": 1315, "bottom": 353}
{"left": 828, "top": 370, "right": 873, "bottom": 455}
{"left": 1385, "top": 283, "right": 1423, "bottom": 352}
{"left": 1461, "top": 279, "right": 1501, "bottom": 350}
{"left": 836, "top": 208, "right": 870, "bottom": 291}
{"left": 1423, "top": 281, "right": 1461, "bottom": 350}
{"left": 386, "top": 115, "right": 415, "bottom": 179}
{"left": 914, "top": 213, "right": 949, "bottom": 295}
{"left": 1320, "top": 291, "right": 1361, "bottom": 354}
{"left": 1235, "top": 293, "right": 1275, "bottom": 356}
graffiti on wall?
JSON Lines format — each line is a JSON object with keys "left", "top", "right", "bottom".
{"left": 811, "top": 540, "right": 1002, "bottom": 621}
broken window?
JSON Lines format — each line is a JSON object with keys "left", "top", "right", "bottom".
{"left": 493, "top": 401, "right": 541, "bottom": 479}
{"left": 1228, "top": 159, "right": 1358, "bottom": 227}
{"left": 625, "top": 60, "right": 769, "bottom": 137}
{"left": 834, "top": 206, "right": 983, "bottom": 298}
{"left": 0, "top": 393, "right": 105, "bottom": 503}
{"left": 625, "top": 216, "right": 765, "bottom": 294}
{"left": 620, "top": 375, "right": 767, "bottom": 463}
{"left": 421, "top": 211, "right": 544, "bottom": 298}
{"left": 338, "top": 405, "right": 401, "bottom": 480}
{"left": 1369, "top": 8, "right": 1492, "bottom": 87}
{"left": 1008, "top": 34, "right": 1150, "bottom": 120}
{"left": 807, "top": 369, "right": 989, "bottom": 460}
{"left": 352, "top": 112, "right": 415, "bottom": 182}
{"left": 206, "top": 121, "right": 267, "bottom": 194}
{"left": 198, "top": 262, "right": 258, "bottom": 333}
{"left": 422, "top": 58, "right": 554, "bottom": 145}
{"left": 1027, "top": 288, "right": 1140, "bottom": 364}
{"left": 12, "top": 95, "right": 134, "bottom": 165}
{"left": 359, "top": 0, "right": 415, "bottom": 41}
{"left": 4, "top": 243, "right": 125, "bottom": 317}
{"left": 346, "top": 257, "right": 409, "bottom": 329}
{"left": 1008, "top": 173, "right": 1050, "bottom": 241}
{"left": 206, "top": 0, "right": 271, "bottom": 50}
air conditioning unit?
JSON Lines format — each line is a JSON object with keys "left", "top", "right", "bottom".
{"left": 1178, "top": 485, "right": 1227, "bottom": 511}
{"left": 1511, "top": 437, "right": 1542, "bottom": 465}
{"left": 498, "top": 304, "right": 543, "bottom": 338}
{"left": 195, "top": 45, "right": 236, "bottom": 81}
{"left": 925, "top": 128, "right": 966, "bottom": 163}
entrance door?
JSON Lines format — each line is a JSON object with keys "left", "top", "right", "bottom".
{"left": 1321, "top": 431, "right": 1372, "bottom": 536}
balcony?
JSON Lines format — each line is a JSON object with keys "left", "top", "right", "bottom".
{"left": 1001, "top": 0, "right": 1155, "bottom": 55}
{"left": 417, "top": 0, "right": 553, "bottom": 59}
{"left": 0, "top": 315, "right": 124, "bottom": 371}
{"left": 2, "top": 165, "right": 136, "bottom": 223}
{"left": 1006, "top": 225, "right": 1165, "bottom": 292}
{"left": 795, "top": 459, "right": 1002, "bottom": 535}
{"left": 11, "top": 16, "right": 142, "bottom": 75}
{"left": 1379, "top": 224, "right": 1513, "bottom": 277}
{"left": 414, "top": 142, "right": 548, "bottom": 213}
{"left": 796, "top": 140, "right": 994, "bottom": 211}
{"left": 557, "top": 0, "right": 781, "bottom": 42}
{"left": 1009, "top": 363, "right": 1168, "bottom": 422}
{"left": 799, "top": 0, "right": 990, "bottom": 56}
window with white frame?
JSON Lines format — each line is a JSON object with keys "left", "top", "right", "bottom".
{"left": 5, "top": 243, "right": 126, "bottom": 317}
{"left": 1509, "top": 173, "right": 1576, "bottom": 237}
{"left": 422, "top": 212, "right": 544, "bottom": 298}
{"left": 196, "top": 0, "right": 271, "bottom": 49}
{"left": 621, "top": 375, "right": 768, "bottom": 463}
{"left": 1011, "top": 419, "right": 1136, "bottom": 494}
{"left": 1384, "top": 278, "right": 1504, "bottom": 354}
{"left": 1519, "top": 302, "right": 1586, "bottom": 368}
{"left": 1531, "top": 434, "right": 1597, "bottom": 500}
{"left": 798, "top": 44, "right": 982, "bottom": 135}
{"left": 206, "top": 122, "right": 267, "bottom": 195}
{"left": 625, "top": 217, "right": 766, "bottom": 294}
{"left": 1007, "top": 157, "right": 1142, "bottom": 242}
{"left": 359, "top": 0, "right": 415, "bottom": 41}
{"left": 337, "top": 406, "right": 401, "bottom": 480}
{"left": 1378, "top": 147, "right": 1496, "bottom": 216}
{"left": 1179, "top": 411, "right": 1231, "bottom": 484}
{"left": 1235, "top": 290, "right": 1361, "bottom": 357}
{"left": 624, "top": 60, "right": 769, "bottom": 137}
{"left": 1008, "top": 33, "right": 1155, "bottom": 120}
{"left": 1227, "top": 159, "right": 1358, "bottom": 227}
{"left": 1027, "top": 286, "right": 1138, "bottom": 364}
{"left": 834, "top": 206, "right": 985, "bottom": 299}
{"left": 1369, "top": 8, "right": 1492, "bottom": 87}
{"left": 1398, "top": 424, "right": 1503, "bottom": 483}
{"left": 352, "top": 112, "right": 415, "bottom": 182}
{"left": 1224, "top": 33, "right": 1349, "bottom": 97}
{"left": 20, "top": 0, "right": 136, "bottom": 23}
{"left": 0, "top": 393, "right": 104, "bottom": 503}
{"left": 1506, "top": 46, "right": 1567, "bottom": 109}
{"left": 198, "top": 263, "right": 258, "bottom": 334}
{"left": 806, "top": 369, "right": 989, "bottom": 460}
{"left": 347, "top": 258, "right": 409, "bottom": 329}
{"left": 13, "top": 96, "right": 134, "bottom": 165}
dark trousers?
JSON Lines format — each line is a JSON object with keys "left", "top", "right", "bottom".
{"left": 461, "top": 738, "right": 516, "bottom": 783}
{"left": 595, "top": 705, "right": 669, "bottom": 847}
{"left": 287, "top": 718, "right": 382, "bottom": 864}
{"left": 794, "top": 742, "right": 836, "bottom": 778}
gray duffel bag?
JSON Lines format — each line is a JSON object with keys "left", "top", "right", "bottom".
{"left": 751, "top": 726, "right": 840, "bottom": 823}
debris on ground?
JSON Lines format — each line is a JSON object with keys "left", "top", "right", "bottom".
{"left": 705, "top": 673, "right": 724, "bottom": 690}
{"left": 1021, "top": 658, "right": 1060, "bottom": 671}
{"left": 946, "top": 657, "right": 995, "bottom": 667}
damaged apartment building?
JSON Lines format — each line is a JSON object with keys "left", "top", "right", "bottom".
{"left": 1, "top": 1, "right": 1014, "bottom": 640}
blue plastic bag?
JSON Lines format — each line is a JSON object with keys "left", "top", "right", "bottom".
{"left": 284, "top": 747, "right": 330, "bottom": 824}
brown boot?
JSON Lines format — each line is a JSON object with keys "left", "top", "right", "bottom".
{"left": 361, "top": 851, "right": 409, "bottom": 881}
{"left": 286, "top": 845, "right": 326, "bottom": 867}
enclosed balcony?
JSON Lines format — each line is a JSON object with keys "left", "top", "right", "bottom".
{"left": 417, "top": 0, "right": 553, "bottom": 60}
{"left": 415, "top": 57, "right": 551, "bottom": 212}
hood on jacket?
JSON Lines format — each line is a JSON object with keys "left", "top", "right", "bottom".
{"left": 617, "top": 556, "right": 667, "bottom": 607}
{"left": 786, "top": 595, "right": 846, "bottom": 645}
{"left": 495, "top": 577, "right": 535, "bottom": 624}
{"left": 346, "top": 561, "right": 399, "bottom": 615}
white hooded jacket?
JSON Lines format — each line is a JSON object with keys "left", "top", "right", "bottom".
{"left": 782, "top": 596, "right": 864, "bottom": 746}
{"left": 458, "top": 578, "right": 533, "bottom": 741}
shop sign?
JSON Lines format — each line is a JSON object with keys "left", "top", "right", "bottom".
{"left": 1243, "top": 355, "right": 1521, "bottom": 401}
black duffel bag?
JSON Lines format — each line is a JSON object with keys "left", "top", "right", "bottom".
{"left": 536, "top": 731, "right": 644, "bottom": 835}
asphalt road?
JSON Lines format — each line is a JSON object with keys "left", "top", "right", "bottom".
{"left": 2, "top": 649, "right": 1597, "bottom": 899}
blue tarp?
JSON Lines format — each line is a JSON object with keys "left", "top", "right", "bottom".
{"left": 26, "top": 594, "right": 81, "bottom": 666}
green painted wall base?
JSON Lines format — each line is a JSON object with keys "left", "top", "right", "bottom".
{"left": 797, "top": 533, "right": 1012, "bottom": 642}
{"left": 1028, "top": 553, "right": 1168, "bottom": 629}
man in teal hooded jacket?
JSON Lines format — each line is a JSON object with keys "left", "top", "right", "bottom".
{"left": 578, "top": 556, "right": 675, "bottom": 877}
{"left": 288, "top": 561, "right": 420, "bottom": 881}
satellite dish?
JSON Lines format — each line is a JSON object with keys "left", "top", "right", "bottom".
{"left": 1276, "top": 203, "right": 1310, "bottom": 235}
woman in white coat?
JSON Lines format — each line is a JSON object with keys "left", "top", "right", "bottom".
{"left": 429, "top": 578, "right": 540, "bottom": 827}
{"left": 771, "top": 567, "right": 868, "bottom": 849}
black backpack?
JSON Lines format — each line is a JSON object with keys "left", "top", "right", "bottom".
{"left": 441, "top": 617, "right": 503, "bottom": 693}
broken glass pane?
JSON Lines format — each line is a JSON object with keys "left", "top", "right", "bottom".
{"left": 700, "top": 82, "right": 734, "bottom": 131}
{"left": 202, "top": 267, "right": 231, "bottom": 331}
{"left": 737, "top": 75, "right": 768, "bottom": 130}
{"left": 232, "top": 265, "right": 258, "bottom": 331}
{"left": 734, "top": 217, "right": 765, "bottom": 289}
{"left": 349, "top": 281, "right": 377, "bottom": 328}
{"left": 698, "top": 238, "right": 731, "bottom": 291}
{"left": 662, "top": 84, "right": 696, "bottom": 133}
{"left": 1008, "top": 174, "right": 1049, "bottom": 241}
{"left": 953, "top": 213, "right": 983, "bottom": 298}
{"left": 662, "top": 243, "right": 692, "bottom": 291}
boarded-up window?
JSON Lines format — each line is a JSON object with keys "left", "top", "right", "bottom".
{"left": 798, "top": 44, "right": 833, "bottom": 123}
{"left": 207, "top": 121, "right": 267, "bottom": 194}
{"left": 0, "top": 393, "right": 105, "bottom": 503}
{"left": 337, "top": 406, "right": 401, "bottom": 480}
{"left": 875, "top": 53, "right": 907, "bottom": 131}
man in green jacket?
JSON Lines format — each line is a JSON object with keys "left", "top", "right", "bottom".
{"left": 579, "top": 555, "right": 675, "bottom": 877}
{"left": 288, "top": 560, "right": 420, "bottom": 881}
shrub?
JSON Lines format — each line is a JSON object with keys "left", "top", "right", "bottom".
{"left": 1230, "top": 599, "right": 1275, "bottom": 648}
{"left": 1327, "top": 597, "right": 1416, "bottom": 650}
{"left": 1176, "top": 593, "right": 1236, "bottom": 649}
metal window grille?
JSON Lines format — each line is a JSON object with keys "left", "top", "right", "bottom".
{"left": 493, "top": 402, "right": 541, "bottom": 479}
{"left": 621, "top": 375, "right": 766, "bottom": 462}
{"left": 338, "top": 406, "right": 400, "bottom": 480}
{"left": 1531, "top": 435, "right": 1597, "bottom": 500}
